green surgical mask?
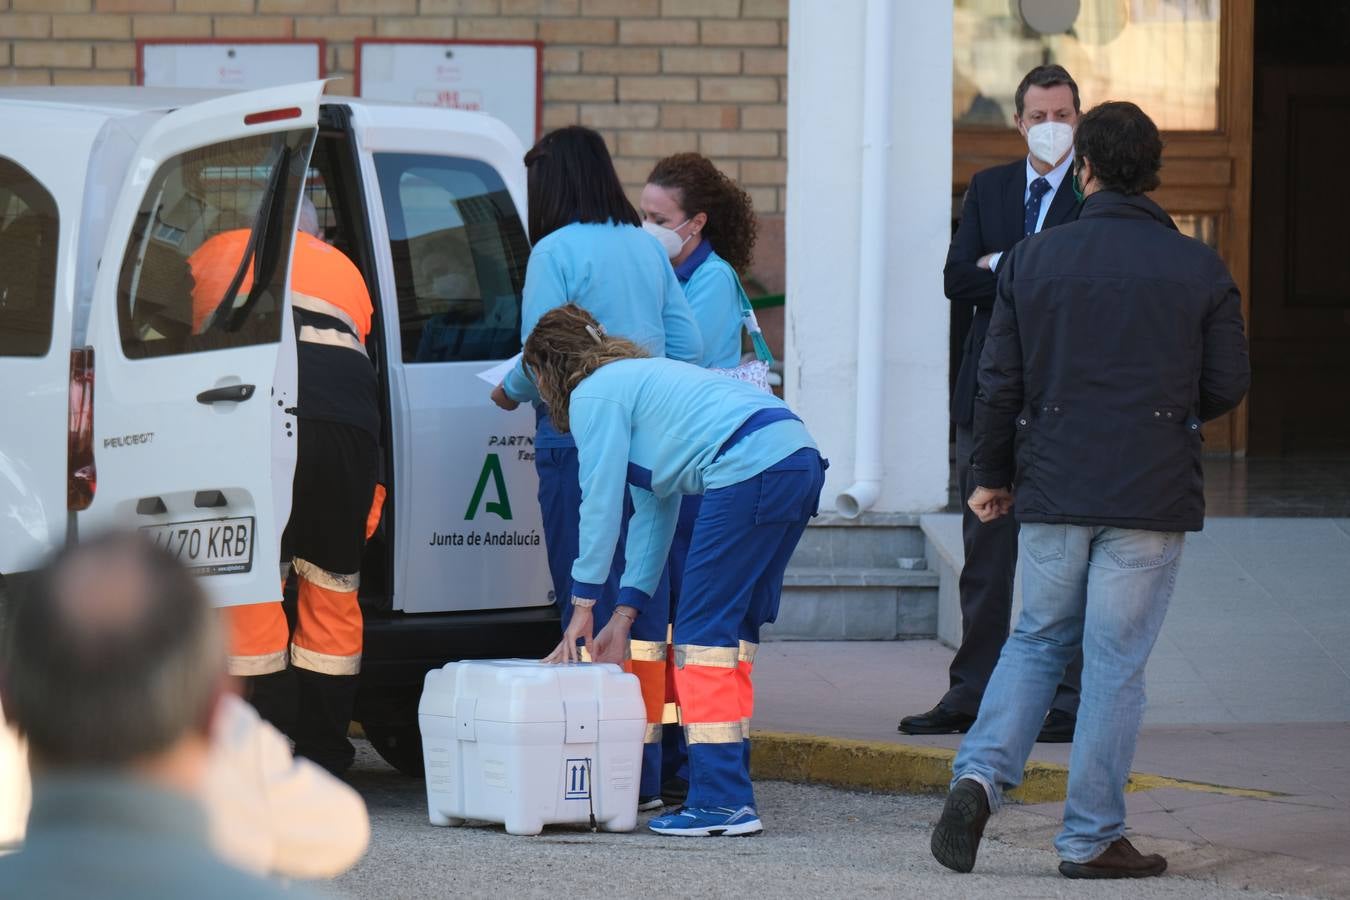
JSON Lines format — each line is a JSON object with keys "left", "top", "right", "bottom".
{"left": 1072, "top": 166, "right": 1085, "bottom": 203}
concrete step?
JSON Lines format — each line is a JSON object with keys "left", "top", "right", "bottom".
{"left": 787, "top": 512, "right": 928, "bottom": 569}
{"left": 782, "top": 567, "right": 938, "bottom": 588}
{"left": 766, "top": 566, "right": 938, "bottom": 641}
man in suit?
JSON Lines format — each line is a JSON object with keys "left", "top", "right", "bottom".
{"left": 900, "top": 64, "right": 1084, "bottom": 741}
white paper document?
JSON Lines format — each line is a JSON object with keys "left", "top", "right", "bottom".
{"left": 476, "top": 353, "right": 522, "bottom": 387}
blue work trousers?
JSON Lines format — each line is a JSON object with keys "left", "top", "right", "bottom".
{"left": 674, "top": 448, "right": 825, "bottom": 811}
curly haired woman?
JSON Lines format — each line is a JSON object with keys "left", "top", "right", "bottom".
{"left": 640, "top": 152, "right": 757, "bottom": 369}
{"left": 640, "top": 154, "right": 761, "bottom": 803}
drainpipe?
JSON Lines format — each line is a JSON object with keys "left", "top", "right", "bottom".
{"left": 836, "top": 0, "right": 893, "bottom": 519}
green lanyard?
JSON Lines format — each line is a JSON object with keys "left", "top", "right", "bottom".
{"left": 735, "top": 278, "right": 775, "bottom": 365}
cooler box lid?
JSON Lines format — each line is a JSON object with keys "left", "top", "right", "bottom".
{"left": 418, "top": 659, "right": 646, "bottom": 730}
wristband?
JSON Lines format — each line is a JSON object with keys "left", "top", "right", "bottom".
{"left": 571, "top": 596, "right": 597, "bottom": 609}
{"left": 613, "top": 606, "right": 637, "bottom": 622}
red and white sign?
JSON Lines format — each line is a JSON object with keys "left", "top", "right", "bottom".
{"left": 356, "top": 40, "right": 542, "bottom": 150}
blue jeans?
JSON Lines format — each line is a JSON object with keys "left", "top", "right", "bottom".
{"left": 951, "top": 523, "right": 1184, "bottom": 863}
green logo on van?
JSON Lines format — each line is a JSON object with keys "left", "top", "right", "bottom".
{"left": 465, "top": 453, "right": 513, "bottom": 521}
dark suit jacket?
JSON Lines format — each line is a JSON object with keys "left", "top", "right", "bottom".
{"left": 944, "top": 157, "right": 1080, "bottom": 427}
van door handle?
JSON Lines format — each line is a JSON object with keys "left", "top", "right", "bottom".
{"left": 197, "top": 384, "right": 256, "bottom": 404}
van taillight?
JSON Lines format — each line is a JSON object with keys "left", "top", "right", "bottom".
{"left": 244, "top": 107, "right": 302, "bottom": 126}
{"left": 68, "top": 346, "right": 96, "bottom": 511}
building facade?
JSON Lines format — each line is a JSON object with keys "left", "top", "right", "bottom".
{"left": 0, "top": 0, "right": 789, "bottom": 290}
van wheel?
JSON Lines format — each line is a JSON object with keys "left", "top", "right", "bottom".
{"left": 362, "top": 722, "right": 425, "bottom": 778}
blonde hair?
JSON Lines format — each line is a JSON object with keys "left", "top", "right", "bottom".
{"left": 522, "top": 305, "right": 648, "bottom": 432}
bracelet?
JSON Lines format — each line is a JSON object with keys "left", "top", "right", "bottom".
{"left": 612, "top": 606, "right": 637, "bottom": 622}
{"left": 571, "top": 596, "right": 597, "bottom": 609}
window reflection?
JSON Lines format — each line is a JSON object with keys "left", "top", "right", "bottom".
{"left": 955, "top": 0, "right": 1221, "bottom": 131}
{"left": 1174, "top": 212, "right": 1220, "bottom": 249}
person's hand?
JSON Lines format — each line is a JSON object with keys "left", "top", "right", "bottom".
{"left": 977, "top": 252, "right": 998, "bottom": 270}
{"left": 591, "top": 607, "right": 636, "bottom": 665}
{"left": 544, "top": 603, "right": 593, "bottom": 663}
{"left": 490, "top": 383, "right": 520, "bottom": 411}
{"left": 968, "top": 486, "right": 1014, "bottom": 523}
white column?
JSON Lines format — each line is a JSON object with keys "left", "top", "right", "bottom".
{"left": 785, "top": 0, "right": 953, "bottom": 515}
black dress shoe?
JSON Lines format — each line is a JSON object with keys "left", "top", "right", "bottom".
{"left": 1059, "top": 837, "right": 1167, "bottom": 879}
{"left": 930, "top": 778, "right": 991, "bottom": 873}
{"left": 899, "top": 703, "right": 976, "bottom": 735}
{"left": 1036, "top": 709, "right": 1077, "bottom": 743}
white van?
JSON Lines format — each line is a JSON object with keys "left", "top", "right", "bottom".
{"left": 0, "top": 82, "right": 556, "bottom": 774}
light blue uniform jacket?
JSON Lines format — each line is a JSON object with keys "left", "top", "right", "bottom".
{"left": 501, "top": 222, "right": 702, "bottom": 448}
{"left": 679, "top": 246, "right": 743, "bottom": 369}
{"left": 568, "top": 358, "right": 816, "bottom": 608}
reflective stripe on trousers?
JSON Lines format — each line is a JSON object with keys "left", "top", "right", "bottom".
{"left": 662, "top": 623, "right": 682, "bottom": 724}
{"left": 290, "top": 557, "right": 362, "bottom": 676}
{"left": 628, "top": 638, "right": 667, "bottom": 745}
{"left": 738, "top": 639, "right": 757, "bottom": 739}
{"left": 674, "top": 643, "right": 743, "bottom": 746}
{"left": 224, "top": 601, "right": 288, "bottom": 676}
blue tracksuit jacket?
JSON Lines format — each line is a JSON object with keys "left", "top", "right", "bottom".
{"left": 567, "top": 357, "right": 816, "bottom": 608}
{"left": 501, "top": 222, "right": 702, "bottom": 448}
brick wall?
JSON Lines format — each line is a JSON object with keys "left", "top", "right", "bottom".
{"left": 0, "top": 0, "right": 789, "bottom": 289}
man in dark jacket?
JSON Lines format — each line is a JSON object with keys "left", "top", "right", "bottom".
{"left": 902, "top": 64, "right": 1083, "bottom": 741}
{"left": 930, "top": 101, "right": 1249, "bottom": 881}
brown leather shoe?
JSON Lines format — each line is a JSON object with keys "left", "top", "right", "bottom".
{"left": 1059, "top": 837, "right": 1167, "bottom": 879}
{"left": 930, "top": 778, "right": 991, "bottom": 873}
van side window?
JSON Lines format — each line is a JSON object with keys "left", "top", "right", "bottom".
{"left": 0, "top": 157, "right": 58, "bottom": 358}
{"left": 117, "top": 129, "right": 315, "bottom": 359}
{"left": 374, "top": 154, "right": 528, "bottom": 364}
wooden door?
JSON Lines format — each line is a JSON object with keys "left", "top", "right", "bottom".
{"left": 1247, "top": 63, "right": 1350, "bottom": 453}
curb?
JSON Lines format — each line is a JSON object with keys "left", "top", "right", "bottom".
{"left": 748, "top": 730, "right": 1280, "bottom": 804}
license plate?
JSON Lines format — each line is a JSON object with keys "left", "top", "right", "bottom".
{"left": 141, "top": 516, "right": 254, "bottom": 575}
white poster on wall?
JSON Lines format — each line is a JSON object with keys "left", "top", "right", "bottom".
{"left": 357, "top": 41, "right": 541, "bottom": 150}
{"left": 140, "top": 41, "right": 323, "bottom": 90}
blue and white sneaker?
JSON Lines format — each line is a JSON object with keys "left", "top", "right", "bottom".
{"left": 648, "top": 805, "right": 763, "bottom": 836}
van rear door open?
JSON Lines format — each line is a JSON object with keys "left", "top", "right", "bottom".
{"left": 77, "top": 82, "right": 322, "bottom": 608}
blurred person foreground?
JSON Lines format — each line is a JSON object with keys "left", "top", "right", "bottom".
{"left": 0, "top": 532, "right": 332, "bottom": 899}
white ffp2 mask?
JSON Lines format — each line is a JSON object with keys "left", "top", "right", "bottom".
{"left": 643, "top": 219, "right": 690, "bottom": 259}
{"left": 1025, "top": 121, "right": 1074, "bottom": 166}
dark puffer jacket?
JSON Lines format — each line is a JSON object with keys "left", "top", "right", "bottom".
{"left": 971, "top": 191, "right": 1250, "bottom": 533}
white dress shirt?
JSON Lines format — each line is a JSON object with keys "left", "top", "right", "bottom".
{"left": 989, "top": 152, "right": 1075, "bottom": 272}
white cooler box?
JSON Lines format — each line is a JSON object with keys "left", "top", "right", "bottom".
{"left": 418, "top": 659, "right": 647, "bottom": 835}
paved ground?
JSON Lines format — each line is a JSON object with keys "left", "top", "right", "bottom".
{"left": 330, "top": 742, "right": 1309, "bottom": 900}
{"left": 747, "top": 517, "right": 1350, "bottom": 898}
{"left": 915, "top": 516, "right": 1350, "bottom": 723}
{"left": 322, "top": 516, "right": 1350, "bottom": 898}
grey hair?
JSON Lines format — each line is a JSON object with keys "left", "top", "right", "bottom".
{"left": 0, "top": 532, "right": 225, "bottom": 768}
